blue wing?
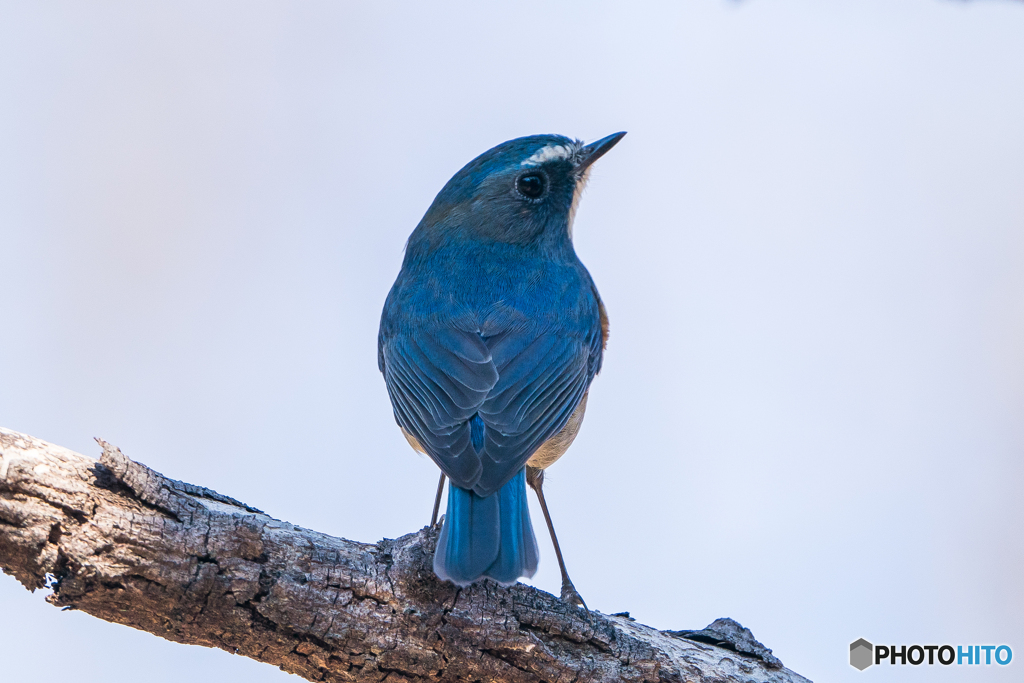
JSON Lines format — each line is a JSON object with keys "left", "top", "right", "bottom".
{"left": 381, "top": 322, "right": 599, "bottom": 496}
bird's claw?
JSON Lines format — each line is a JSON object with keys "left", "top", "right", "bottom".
{"left": 560, "top": 579, "right": 587, "bottom": 609}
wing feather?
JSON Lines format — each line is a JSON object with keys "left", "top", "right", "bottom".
{"left": 382, "top": 322, "right": 597, "bottom": 496}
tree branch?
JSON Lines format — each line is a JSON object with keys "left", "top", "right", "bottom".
{"left": 0, "top": 427, "right": 809, "bottom": 683}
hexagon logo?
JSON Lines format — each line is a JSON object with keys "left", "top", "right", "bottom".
{"left": 850, "top": 639, "right": 873, "bottom": 670}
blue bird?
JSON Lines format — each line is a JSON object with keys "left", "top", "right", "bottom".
{"left": 378, "top": 132, "right": 625, "bottom": 605}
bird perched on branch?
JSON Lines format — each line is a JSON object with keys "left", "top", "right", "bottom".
{"left": 378, "top": 132, "right": 625, "bottom": 606}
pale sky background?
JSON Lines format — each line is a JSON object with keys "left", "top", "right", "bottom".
{"left": 2, "top": 1, "right": 1022, "bottom": 681}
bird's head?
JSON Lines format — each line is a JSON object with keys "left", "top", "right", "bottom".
{"left": 415, "top": 132, "right": 626, "bottom": 246}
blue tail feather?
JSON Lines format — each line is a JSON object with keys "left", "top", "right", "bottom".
{"left": 434, "top": 468, "right": 539, "bottom": 586}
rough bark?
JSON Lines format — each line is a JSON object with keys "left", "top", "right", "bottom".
{"left": 0, "top": 427, "right": 810, "bottom": 683}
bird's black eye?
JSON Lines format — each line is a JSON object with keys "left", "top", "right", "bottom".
{"left": 516, "top": 173, "right": 546, "bottom": 199}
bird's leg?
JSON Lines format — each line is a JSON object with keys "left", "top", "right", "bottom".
{"left": 526, "top": 466, "right": 587, "bottom": 609}
{"left": 430, "top": 472, "right": 446, "bottom": 527}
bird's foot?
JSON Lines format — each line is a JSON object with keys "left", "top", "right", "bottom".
{"left": 560, "top": 578, "right": 587, "bottom": 609}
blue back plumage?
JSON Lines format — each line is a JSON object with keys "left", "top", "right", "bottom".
{"left": 379, "top": 133, "right": 623, "bottom": 587}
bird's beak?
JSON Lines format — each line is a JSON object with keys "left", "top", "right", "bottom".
{"left": 575, "top": 131, "right": 627, "bottom": 174}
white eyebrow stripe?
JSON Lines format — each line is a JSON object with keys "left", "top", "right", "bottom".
{"left": 521, "top": 144, "right": 574, "bottom": 166}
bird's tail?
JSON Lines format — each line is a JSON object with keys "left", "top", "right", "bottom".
{"left": 433, "top": 467, "right": 539, "bottom": 586}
